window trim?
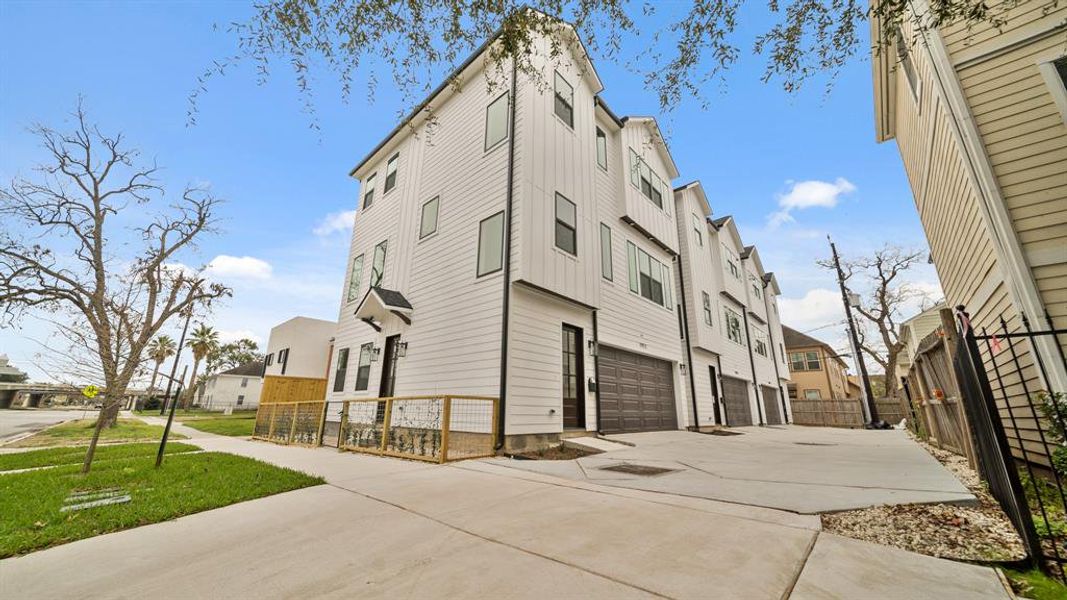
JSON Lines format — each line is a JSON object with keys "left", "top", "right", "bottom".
{"left": 1037, "top": 54, "right": 1067, "bottom": 127}
{"left": 419, "top": 196, "right": 440, "bottom": 240}
{"left": 554, "top": 192, "right": 577, "bottom": 256}
{"left": 383, "top": 152, "right": 399, "bottom": 194}
{"left": 553, "top": 70, "right": 574, "bottom": 128}
{"left": 595, "top": 127, "right": 607, "bottom": 171}
{"left": 362, "top": 173, "right": 376, "bottom": 211}
{"left": 599, "top": 223, "right": 613, "bottom": 281}
{"left": 476, "top": 211, "right": 505, "bottom": 278}
{"left": 346, "top": 253, "right": 365, "bottom": 304}
{"left": 484, "top": 91, "right": 510, "bottom": 152}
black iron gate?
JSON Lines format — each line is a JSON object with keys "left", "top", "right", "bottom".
{"left": 954, "top": 306, "right": 1067, "bottom": 579}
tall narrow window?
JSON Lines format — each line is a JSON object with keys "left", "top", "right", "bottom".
{"left": 692, "top": 214, "right": 704, "bottom": 246}
{"left": 639, "top": 161, "right": 653, "bottom": 200}
{"left": 333, "top": 348, "right": 349, "bottom": 392}
{"left": 371, "top": 240, "right": 387, "bottom": 287}
{"left": 355, "top": 343, "right": 372, "bottom": 391}
{"left": 895, "top": 33, "right": 919, "bottom": 102}
{"left": 347, "top": 254, "right": 365, "bottom": 303}
{"left": 627, "top": 241, "right": 639, "bottom": 293}
{"left": 723, "top": 307, "right": 743, "bottom": 345}
{"left": 638, "top": 250, "right": 652, "bottom": 302}
{"left": 629, "top": 148, "right": 639, "bottom": 187}
{"left": 363, "top": 173, "right": 376, "bottom": 209}
{"left": 420, "top": 196, "right": 439, "bottom": 239}
{"left": 554, "top": 193, "right": 577, "bottom": 255}
{"left": 649, "top": 257, "right": 664, "bottom": 305}
{"left": 662, "top": 261, "right": 672, "bottom": 309}
{"left": 384, "top": 153, "right": 399, "bottom": 193}
{"left": 702, "top": 292, "right": 713, "bottom": 325}
{"left": 554, "top": 71, "right": 573, "bottom": 127}
{"left": 599, "top": 223, "right": 613, "bottom": 281}
{"left": 750, "top": 275, "right": 762, "bottom": 299}
{"left": 485, "top": 93, "right": 509, "bottom": 150}
{"left": 650, "top": 172, "right": 663, "bottom": 208}
{"left": 477, "top": 211, "right": 504, "bottom": 276}
{"left": 595, "top": 128, "right": 607, "bottom": 170}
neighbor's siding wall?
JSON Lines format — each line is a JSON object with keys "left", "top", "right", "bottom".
{"left": 264, "top": 317, "right": 336, "bottom": 379}
{"left": 203, "top": 374, "right": 262, "bottom": 409}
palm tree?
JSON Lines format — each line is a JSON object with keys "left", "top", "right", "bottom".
{"left": 183, "top": 324, "right": 219, "bottom": 408}
{"left": 146, "top": 335, "right": 177, "bottom": 393}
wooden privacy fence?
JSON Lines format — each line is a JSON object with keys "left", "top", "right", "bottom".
{"left": 338, "top": 396, "right": 498, "bottom": 463}
{"left": 260, "top": 375, "right": 327, "bottom": 405}
{"left": 790, "top": 398, "right": 865, "bottom": 428}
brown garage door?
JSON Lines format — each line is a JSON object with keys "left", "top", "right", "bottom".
{"left": 598, "top": 346, "right": 677, "bottom": 434}
{"left": 761, "top": 385, "right": 782, "bottom": 425}
{"left": 722, "top": 376, "right": 753, "bottom": 426}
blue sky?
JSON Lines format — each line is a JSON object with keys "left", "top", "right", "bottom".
{"left": 0, "top": 2, "right": 941, "bottom": 382}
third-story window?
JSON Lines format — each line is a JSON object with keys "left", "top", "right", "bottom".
{"left": 554, "top": 71, "right": 573, "bottom": 127}
{"left": 362, "top": 173, "right": 376, "bottom": 209}
{"left": 333, "top": 348, "right": 349, "bottom": 392}
{"left": 702, "top": 292, "right": 713, "bottom": 325}
{"left": 723, "top": 307, "right": 744, "bottom": 345}
{"left": 554, "top": 193, "right": 577, "bottom": 255}
{"left": 627, "top": 241, "right": 671, "bottom": 309}
{"left": 599, "top": 223, "right": 613, "bottom": 281}
{"left": 477, "top": 211, "right": 504, "bottom": 277}
{"left": 346, "top": 254, "right": 364, "bottom": 303}
{"left": 370, "top": 240, "right": 387, "bottom": 287}
{"left": 692, "top": 214, "right": 704, "bottom": 246}
{"left": 355, "top": 343, "right": 372, "bottom": 391}
{"left": 750, "top": 275, "right": 762, "bottom": 299}
{"left": 595, "top": 127, "right": 607, "bottom": 170}
{"left": 754, "top": 332, "right": 768, "bottom": 357}
{"left": 384, "top": 153, "right": 399, "bottom": 193}
{"left": 419, "top": 196, "right": 439, "bottom": 239}
{"left": 485, "top": 92, "right": 509, "bottom": 150}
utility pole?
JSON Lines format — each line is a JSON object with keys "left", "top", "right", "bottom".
{"left": 828, "top": 236, "right": 881, "bottom": 426}
{"left": 159, "top": 309, "right": 193, "bottom": 416}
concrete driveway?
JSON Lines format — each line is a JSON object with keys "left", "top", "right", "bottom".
{"left": 0, "top": 408, "right": 87, "bottom": 444}
{"left": 495, "top": 426, "right": 975, "bottom": 513}
{"left": 1, "top": 422, "right": 1008, "bottom": 599}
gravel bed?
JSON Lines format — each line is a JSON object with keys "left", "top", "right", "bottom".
{"left": 821, "top": 435, "right": 1026, "bottom": 562}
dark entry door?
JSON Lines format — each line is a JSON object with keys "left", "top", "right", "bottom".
{"left": 562, "top": 324, "right": 584, "bottom": 428}
{"left": 721, "top": 376, "right": 753, "bottom": 426}
{"left": 377, "top": 335, "right": 400, "bottom": 422}
{"left": 710, "top": 366, "right": 722, "bottom": 425}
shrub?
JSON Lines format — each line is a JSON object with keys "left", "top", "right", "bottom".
{"left": 141, "top": 397, "right": 162, "bottom": 411}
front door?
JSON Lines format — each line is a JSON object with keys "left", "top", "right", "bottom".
{"left": 377, "top": 334, "right": 400, "bottom": 422}
{"left": 562, "top": 324, "right": 584, "bottom": 429}
{"left": 710, "top": 365, "right": 722, "bottom": 425}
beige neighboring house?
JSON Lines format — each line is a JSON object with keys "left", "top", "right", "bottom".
{"left": 871, "top": 2, "right": 1067, "bottom": 462}
{"left": 264, "top": 317, "right": 337, "bottom": 380}
{"left": 894, "top": 302, "right": 948, "bottom": 388}
{"left": 782, "top": 327, "right": 851, "bottom": 401}
{"left": 201, "top": 361, "right": 264, "bottom": 410}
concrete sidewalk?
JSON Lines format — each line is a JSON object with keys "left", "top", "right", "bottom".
{"left": 1, "top": 423, "right": 1008, "bottom": 599}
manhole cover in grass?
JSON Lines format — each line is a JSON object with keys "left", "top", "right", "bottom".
{"left": 794, "top": 442, "right": 837, "bottom": 447}
{"left": 701, "top": 430, "right": 742, "bottom": 436}
{"left": 599, "top": 463, "right": 677, "bottom": 476}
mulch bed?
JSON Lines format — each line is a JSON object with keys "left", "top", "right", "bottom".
{"left": 508, "top": 445, "right": 601, "bottom": 461}
{"left": 821, "top": 435, "right": 1026, "bottom": 563}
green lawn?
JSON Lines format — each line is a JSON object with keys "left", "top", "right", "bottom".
{"left": 182, "top": 416, "right": 255, "bottom": 437}
{"left": 1003, "top": 568, "right": 1067, "bottom": 600}
{"left": 11, "top": 419, "right": 186, "bottom": 448}
{"left": 0, "top": 442, "right": 200, "bottom": 472}
{"left": 0, "top": 452, "right": 323, "bottom": 557}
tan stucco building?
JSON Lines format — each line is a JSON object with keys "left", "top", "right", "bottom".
{"left": 782, "top": 326, "right": 851, "bottom": 401}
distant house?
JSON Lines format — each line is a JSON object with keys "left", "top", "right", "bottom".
{"left": 782, "top": 326, "right": 851, "bottom": 401}
{"left": 201, "top": 361, "right": 264, "bottom": 410}
{"left": 895, "top": 303, "right": 948, "bottom": 390}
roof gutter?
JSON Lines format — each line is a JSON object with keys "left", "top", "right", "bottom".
{"left": 495, "top": 58, "right": 518, "bottom": 451}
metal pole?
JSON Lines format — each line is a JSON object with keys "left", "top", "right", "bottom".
{"left": 160, "top": 310, "right": 193, "bottom": 416}
{"left": 156, "top": 364, "right": 187, "bottom": 468}
{"left": 828, "top": 237, "right": 880, "bottom": 426}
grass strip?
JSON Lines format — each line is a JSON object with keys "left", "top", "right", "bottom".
{"left": 0, "top": 442, "right": 200, "bottom": 472}
{"left": 11, "top": 419, "right": 186, "bottom": 448}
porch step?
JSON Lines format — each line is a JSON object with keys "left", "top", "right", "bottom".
{"left": 560, "top": 429, "right": 594, "bottom": 440}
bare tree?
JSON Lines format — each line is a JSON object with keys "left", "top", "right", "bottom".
{"left": 189, "top": 1, "right": 1043, "bottom": 126}
{"left": 0, "top": 102, "right": 231, "bottom": 472}
{"left": 820, "top": 245, "right": 927, "bottom": 398}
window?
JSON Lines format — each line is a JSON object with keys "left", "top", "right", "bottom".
{"left": 662, "top": 261, "right": 672, "bottom": 308}
{"left": 595, "top": 128, "right": 607, "bottom": 170}
{"left": 485, "top": 92, "right": 509, "bottom": 150}
{"left": 241, "top": 377, "right": 248, "bottom": 388}
{"left": 346, "top": 254, "right": 365, "bottom": 303}
{"left": 266, "top": 353, "right": 273, "bottom": 366}
{"left": 628, "top": 148, "right": 667, "bottom": 210}
{"left": 723, "top": 307, "right": 743, "bottom": 345}
{"left": 278, "top": 348, "right": 289, "bottom": 375}
{"left": 420, "top": 196, "right": 439, "bottom": 239}
{"left": 237, "top": 395, "right": 245, "bottom": 405}
{"left": 599, "top": 223, "right": 613, "bottom": 281}
{"left": 789, "top": 352, "right": 806, "bottom": 372}
{"left": 553, "top": 71, "right": 573, "bottom": 127}
{"left": 384, "top": 153, "right": 399, "bottom": 193}
{"left": 780, "top": 343, "right": 786, "bottom": 361}
{"left": 355, "top": 343, "right": 373, "bottom": 391}
{"left": 362, "top": 173, "right": 376, "bottom": 209}
{"left": 650, "top": 172, "right": 663, "bottom": 208}
{"left": 370, "top": 240, "right": 387, "bottom": 288}
{"left": 629, "top": 148, "right": 639, "bottom": 188}
{"left": 788, "top": 384, "right": 798, "bottom": 399}
{"left": 754, "top": 332, "right": 768, "bottom": 357}
{"left": 805, "top": 351, "right": 822, "bottom": 370}
{"left": 691, "top": 214, "right": 704, "bottom": 246}
{"left": 627, "top": 241, "right": 639, "bottom": 293}
{"left": 895, "top": 32, "right": 919, "bottom": 102}
{"left": 477, "top": 211, "right": 505, "bottom": 276}
{"left": 804, "top": 389, "right": 822, "bottom": 400}
{"left": 333, "top": 348, "right": 349, "bottom": 392}
{"left": 702, "top": 292, "right": 713, "bottom": 326}
{"left": 750, "top": 275, "right": 762, "bottom": 299}
{"left": 723, "top": 246, "right": 741, "bottom": 281}
{"left": 554, "top": 193, "right": 577, "bottom": 255}
{"left": 1056, "top": 56, "right": 1067, "bottom": 87}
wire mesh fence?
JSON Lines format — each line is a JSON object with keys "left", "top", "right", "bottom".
{"left": 252, "top": 401, "right": 325, "bottom": 447}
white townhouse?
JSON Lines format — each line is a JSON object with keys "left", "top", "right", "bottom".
{"left": 264, "top": 316, "right": 337, "bottom": 380}
{"left": 673, "top": 182, "right": 792, "bottom": 428}
{"left": 326, "top": 19, "right": 790, "bottom": 450}
{"left": 200, "top": 361, "right": 264, "bottom": 410}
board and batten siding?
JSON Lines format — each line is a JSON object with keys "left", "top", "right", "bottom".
{"left": 673, "top": 187, "right": 722, "bottom": 355}
{"left": 619, "top": 124, "right": 680, "bottom": 254}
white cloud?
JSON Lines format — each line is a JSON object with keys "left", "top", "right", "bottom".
{"left": 313, "top": 210, "right": 356, "bottom": 236}
{"left": 768, "top": 177, "right": 856, "bottom": 227}
{"left": 778, "top": 288, "right": 846, "bottom": 334}
{"left": 205, "top": 255, "right": 273, "bottom": 280}
{"left": 216, "top": 329, "right": 264, "bottom": 345}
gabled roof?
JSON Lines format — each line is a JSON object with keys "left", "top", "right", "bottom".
{"left": 674, "top": 180, "right": 711, "bottom": 217}
{"left": 741, "top": 245, "right": 765, "bottom": 276}
{"left": 621, "top": 116, "right": 680, "bottom": 179}
{"left": 219, "top": 360, "right": 265, "bottom": 377}
{"left": 711, "top": 215, "right": 745, "bottom": 251}
{"left": 763, "top": 272, "right": 781, "bottom": 296}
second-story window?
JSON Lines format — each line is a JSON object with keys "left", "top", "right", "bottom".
{"left": 599, "top": 223, "right": 613, "bottom": 281}
{"left": 333, "top": 348, "right": 349, "bottom": 392}
{"left": 363, "top": 173, "right": 376, "bottom": 209}
{"left": 485, "top": 92, "right": 509, "bottom": 150}
{"left": 420, "top": 196, "right": 439, "bottom": 239}
{"left": 754, "top": 331, "right": 768, "bottom": 357}
{"left": 554, "top": 71, "right": 573, "bottom": 128}
{"left": 554, "top": 193, "right": 577, "bottom": 255}
{"left": 692, "top": 214, "right": 704, "bottom": 246}
{"left": 384, "top": 153, "right": 399, "bottom": 193}
{"left": 627, "top": 241, "right": 671, "bottom": 310}
{"left": 371, "top": 240, "right": 387, "bottom": 287}
{"left": 595, "top": 127, "right": 607, "bottom": 170}
{"left": 702, "top": 292, "right": 713, "bottom": 326}
{"left": 347, "top": 254, "right": 365, "bottom": 303}
{"left": 723, "top": 307, "right": 744, "bottom": 345}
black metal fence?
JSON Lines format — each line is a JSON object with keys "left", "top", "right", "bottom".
{"left": 954, "top": 306, "right": 1067, "bottom": 579}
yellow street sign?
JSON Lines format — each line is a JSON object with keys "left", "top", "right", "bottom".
{"left": 82, "top": 385, "right": 99, "bottom": 399}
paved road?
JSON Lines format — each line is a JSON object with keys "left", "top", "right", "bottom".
{"left": 0, "top": 408, "right": 91, "bottom": 443}
{"left": 1, "top": 421, "right": 1009, "bottom": 599}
